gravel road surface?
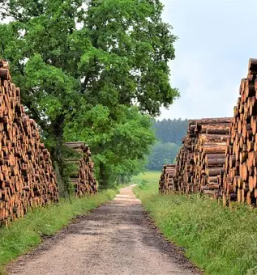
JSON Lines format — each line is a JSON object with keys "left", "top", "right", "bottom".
{"left": 9, "top": 185, "right": 200, "bottom": 275}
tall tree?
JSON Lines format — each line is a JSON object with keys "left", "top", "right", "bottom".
{"left": 0, "top": 0, "right": 178, "bottom": 188}
{"left": 77, "top": 0, "right": 179, "bottom": 184}
{"left": 0, "top": 0, "right": 86, "bottom": 194}
{"left": 80, "top": 0, "right": 179, "bottom": 116}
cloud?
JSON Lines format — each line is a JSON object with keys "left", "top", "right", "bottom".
{"left": 159, "top": 0, "right": 257, "bottom": 120}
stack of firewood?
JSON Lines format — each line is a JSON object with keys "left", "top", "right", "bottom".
{"left": 174, "top": 120, "right": 198, "bottom": 193}
{"left": 173, "top": 118, "right": 231, "bottom": 196}
{"left": 194, "top": 118, "right": 231, "bottom": 197}
{"left": 222, "top": 59, "right": 257, "bottom": 206}
{"left": 159, "top": 164, "right": 176, "bottom": 194}
{"left": 160, "top": 58, "right": 257, "bottom": 208}
{"left": 0, "top": 60, "right": 58, "bottom": 225}
{"left": 65, "top": 142, "right": 97, "bottom": 196}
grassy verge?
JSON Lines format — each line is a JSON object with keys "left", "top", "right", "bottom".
{"left": 133, "top": 171, "right": 257, "bottom": 275}
{"left": 0, "top": 188, "right": 118, "bottom": 274}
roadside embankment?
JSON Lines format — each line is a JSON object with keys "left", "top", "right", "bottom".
{"left": 0, "top": 189, "right": 117, "bottom": 274}
{"left": 133, "top": 172, "right": 257, "bottom": 275}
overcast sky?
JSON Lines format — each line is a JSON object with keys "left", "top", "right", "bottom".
{"left": 159, "top": 0, "right": 256, "bottom": 120}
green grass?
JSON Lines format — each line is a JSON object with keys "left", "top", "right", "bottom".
{"left": 0, "top": 188, "right": 118, "bottom": 275}
{"left": 133, "top": 171, "right": 257, "bottom": 275}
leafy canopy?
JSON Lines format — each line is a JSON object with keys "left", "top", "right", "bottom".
{"left": 0, "top": 0, "right": 178, "bottom": 187}
{"left": 81, "top": 0, "right": 179, "bottom": 115}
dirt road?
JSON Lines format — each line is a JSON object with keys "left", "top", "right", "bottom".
{"left": 9, "top": 185, "right": 200, "bottom": 275}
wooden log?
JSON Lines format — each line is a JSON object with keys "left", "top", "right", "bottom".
{"left": 65, "top": 142, "right": 97, "bottom": 196}
{"left": 0, "top": 60, "right": 59, "bottom": 226}
{"left": 174, "top": 117, "right": 231, "bottom": 197}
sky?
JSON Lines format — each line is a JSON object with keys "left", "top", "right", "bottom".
{"left": 159, "top": 0, "right": 257, "bottom": 120}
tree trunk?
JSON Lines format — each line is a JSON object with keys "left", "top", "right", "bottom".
{"left": 121, "top": 174, "right": 125, "bottom": 184}
{"left": 51, "top": 115, "right": 70, "bottom": 197}
{"left": 99, "top": 161, "right": 107, "bottom": 189}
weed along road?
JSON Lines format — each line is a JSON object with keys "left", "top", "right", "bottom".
{"left": 9, "top": 185, "right": 200, "bottom": 275}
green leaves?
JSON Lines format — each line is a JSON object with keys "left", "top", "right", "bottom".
{"left": 24, "top": 54, "right": 79, "bottom": 121}
{"left": 147, "top": 142, "right": 180, "bottom": 170}
{"left": 64, "top": 104, "right": 156, "bottom": 185}
{"left": 0, "top": 0, "right": 178, "bottom": 188}
{"left": 83, "top": 0, "right": 179, "bottom": 115}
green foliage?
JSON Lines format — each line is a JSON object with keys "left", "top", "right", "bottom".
{"left": 0, "top": 189, "right": 117, "bottom": 274}
{"left": 154, "top": 119, "right": 188, "bottom": 144}
{"left": 147, "top": 142, "right": 180, "bottom": 170}
{"left": 0, "top": 0, "right": 177, "bottom": 189}
{"left": 64, "top": 105, "right": 156, "bottom": 187}
{"left": 133, "top": 172, "right": 257, "bottom": 275}
{"left": 0, "top": 0, "right": 87, "bottom": 194}
{"left": 138, "top": 179, "right": 148, "bottom": 190}
{"left": 82, "top": 0, "right": 179, "bottom": 116}
{"left": 146, "top": 119, "right": 188, "bottom": 170}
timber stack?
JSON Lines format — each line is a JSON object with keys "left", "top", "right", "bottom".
{"left": 159, "top": 164, "right": 176, "bottom": 194}
{"left": 161, "top": 58, "right": 257, "bottom": 207}
{"left": 65, "top": 142, "right": 97, "bottom": 196}
{"left": 174, "top": 118, "right": 231, "bottom": 197}
{"left": 222, "top": 59, "right": 257, "bottom": 206}
{"left": 174, "top": 120, "right": 198, "bottom": 193}
{"left": 0, "top": 60, "right": 58, "bottom": 226}
{"left": 194, "top": 118, "right": 231, "bottom": 197}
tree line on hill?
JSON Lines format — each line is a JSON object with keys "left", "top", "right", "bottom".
{"left": 0, "top": 0, "right": 178, "bottom": 191}
{"left": 147, "top": 119, "right": 188, "bottom": 171}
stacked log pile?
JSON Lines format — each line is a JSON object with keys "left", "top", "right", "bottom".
{"left": 160, "top": 58, "right": 257, "bottom": 208}
{"left": 173, "top": 118, "right": 231, "bottom": 196}
{"left": 194, "top": 118, "right": 231, "bottom": 197}
{"left": 159, "top": 164, "right": 176, "bottom": 194}
{"left": 0, "top": 60, "right": 58, "bottom": 226}
{"left": 174, "top": 120, "right": 198, "bottom": 193}
{"left": 65, "top": 142, "right": 97, "bottom": 196}
{"left": 223, "top": 59, "right": 257, "bottom": 206}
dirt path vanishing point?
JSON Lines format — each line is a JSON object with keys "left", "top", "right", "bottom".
{"left": 9, "top": 185, "right": 201, "bottom": 275}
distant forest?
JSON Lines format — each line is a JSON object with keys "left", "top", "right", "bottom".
{"left": 147, "top": 119, "right": 188, "bottom": 170}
